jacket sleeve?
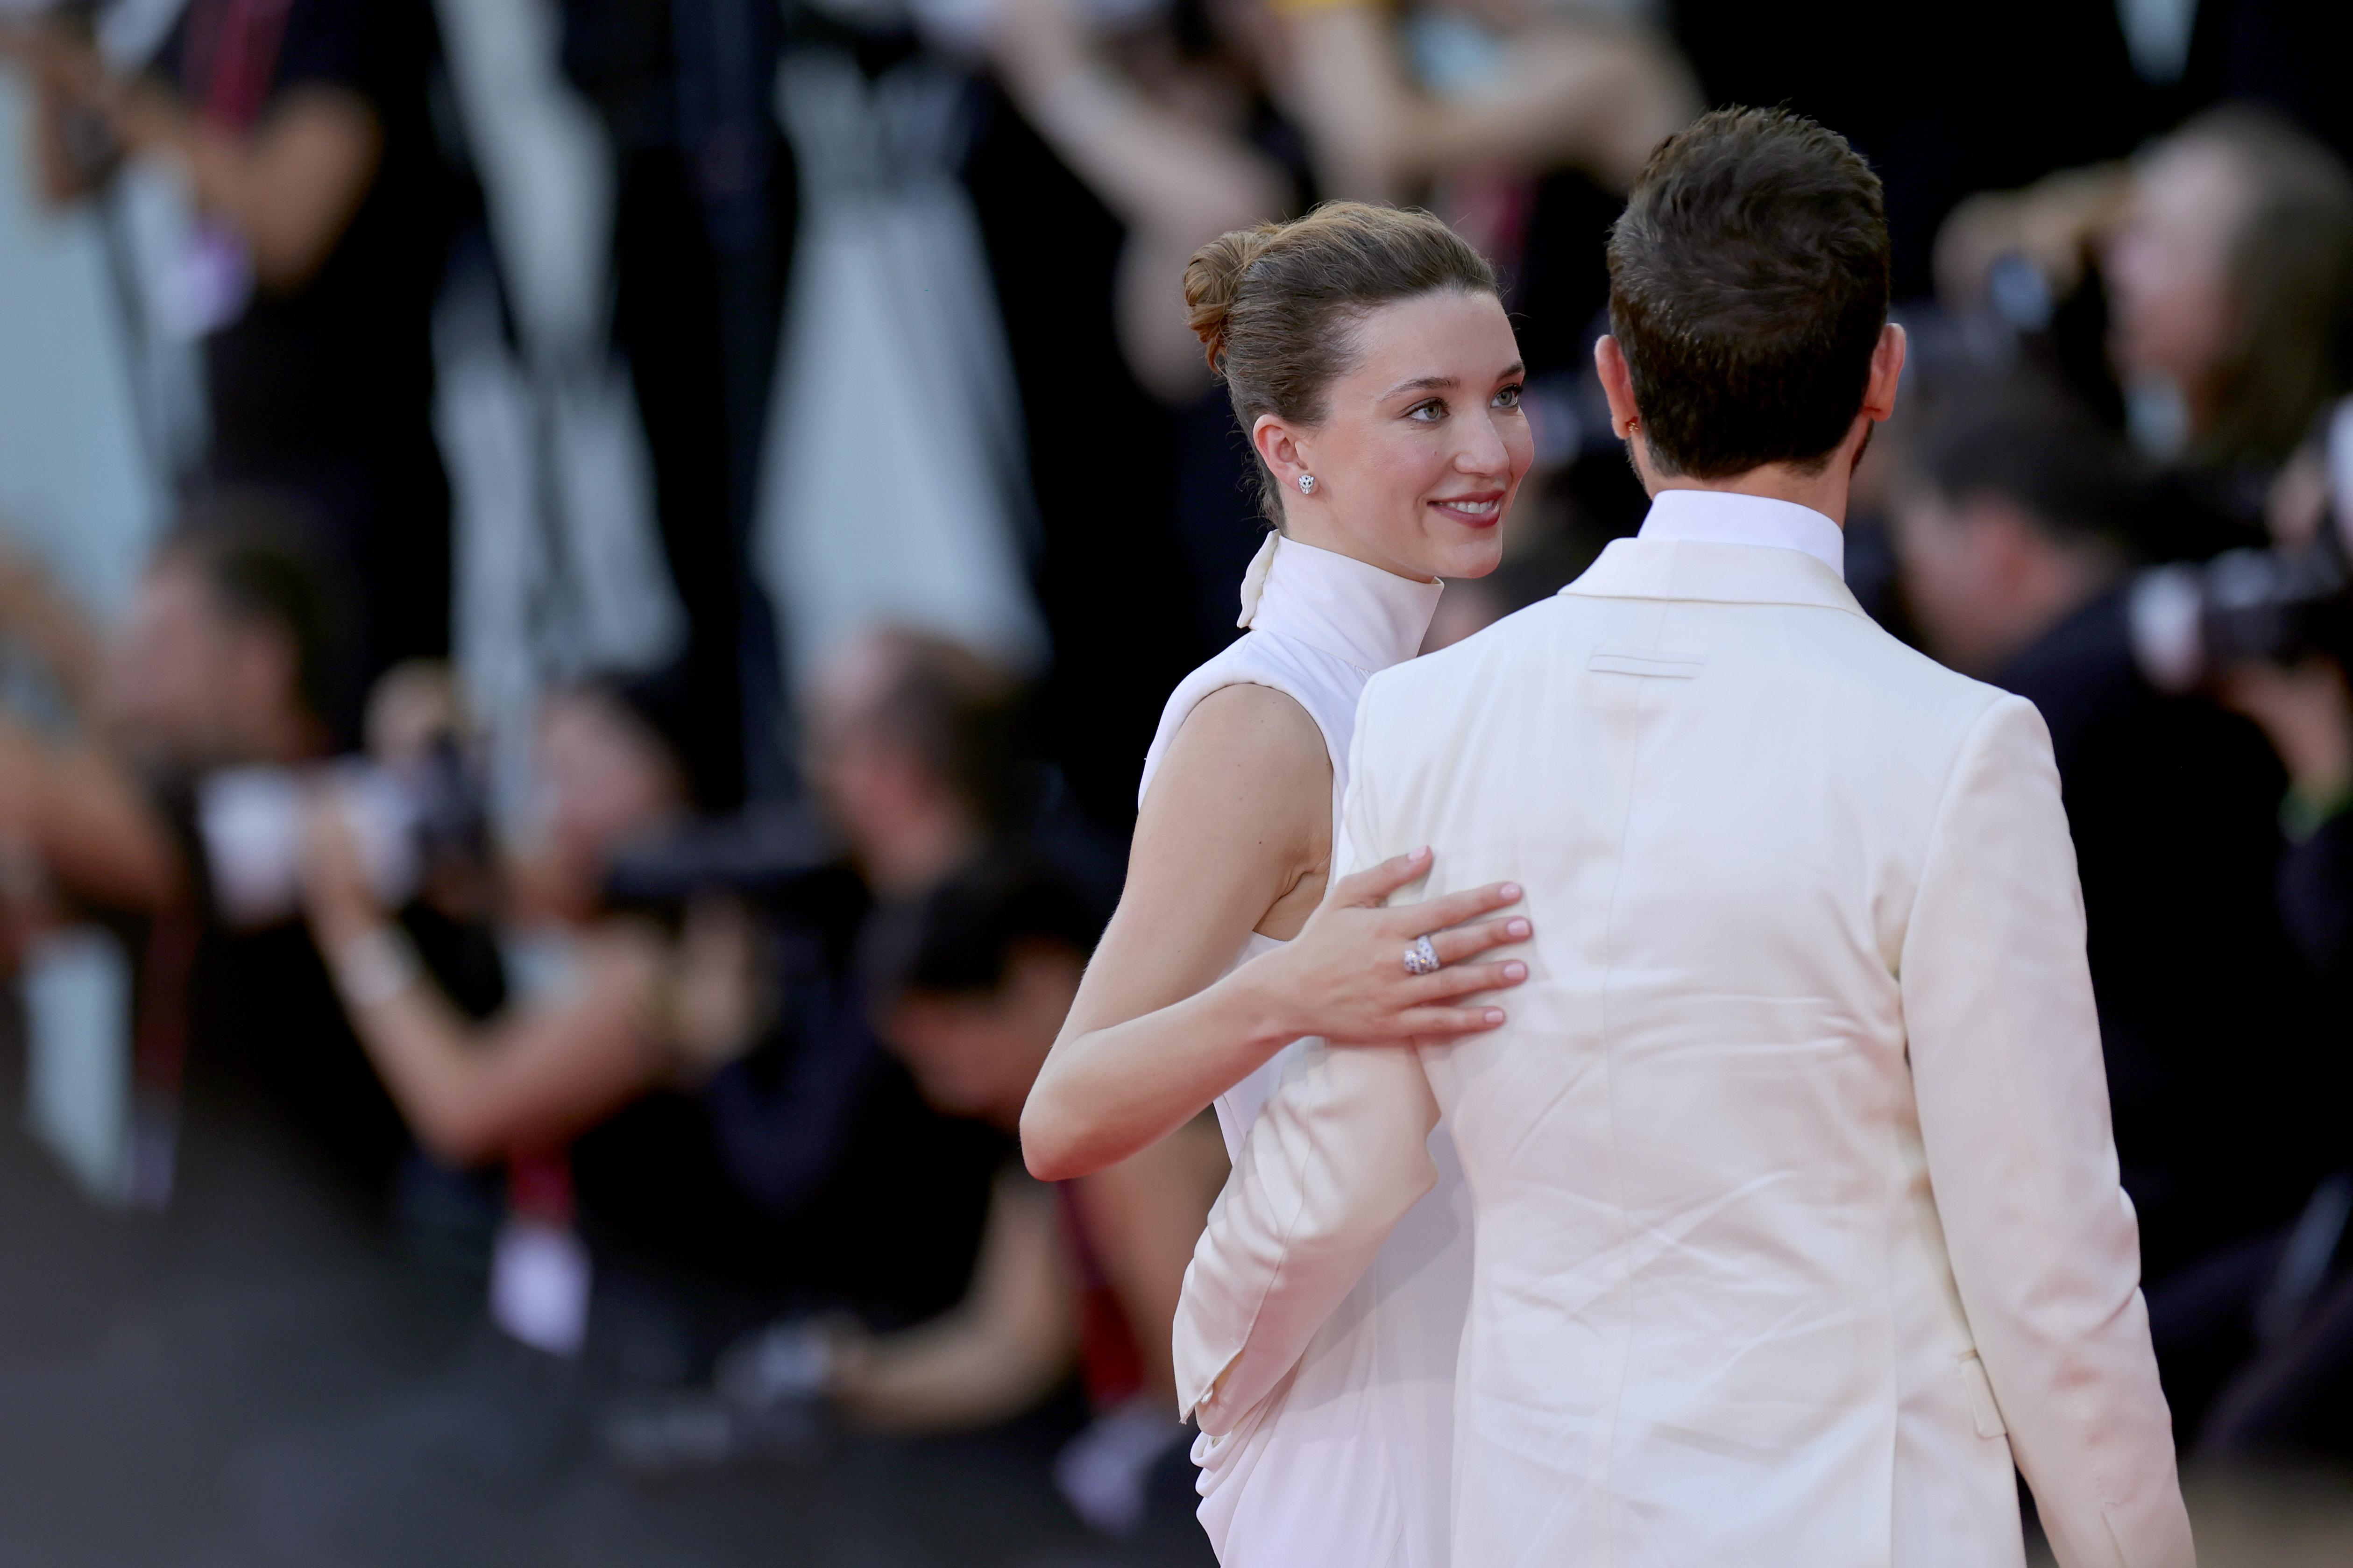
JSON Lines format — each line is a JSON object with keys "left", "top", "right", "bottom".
{"left": 1170, "top": 707, "right": 1442, "bottom": 1431}
{"left": 1901, "top": 694, "right": 2195, "bottom": 1568}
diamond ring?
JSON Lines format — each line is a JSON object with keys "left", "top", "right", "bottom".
{"left": 1403, "top": 934, "right": 1441, "bottom": 976}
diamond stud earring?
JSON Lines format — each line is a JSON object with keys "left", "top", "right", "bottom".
{"left": 1298, "top": 474, "right": 1318, "bottom": 494}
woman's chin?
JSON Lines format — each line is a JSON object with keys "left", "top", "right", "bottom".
{"left": 1434, "top": 536, "right": 1506, "bottom": 580}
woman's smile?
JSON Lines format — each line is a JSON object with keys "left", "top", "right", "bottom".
{"left": 1428, "top": 489, "right": 1505, "bottom": 527}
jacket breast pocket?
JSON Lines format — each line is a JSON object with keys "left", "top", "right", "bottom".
{"left": 1588, "top": 646, "right": 1708, "bottom": 679}
{"left": 1956, "top": 1350, "right": 2008, "bottom": 1438}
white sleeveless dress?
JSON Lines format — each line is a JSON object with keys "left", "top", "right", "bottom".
{"left": 1137, "top": 534, "right": 1472, "bottom": 1568}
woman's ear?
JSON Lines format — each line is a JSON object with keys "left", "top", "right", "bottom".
{"left": 1252, "top": 413, "right": 1312, "bottom": 494}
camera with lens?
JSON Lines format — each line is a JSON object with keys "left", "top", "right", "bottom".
{"left": 195, "top": 734, "right": 491, "bottom": 927}
{"left": 2131, "top": 404, "right": 2353, "bottom": 691}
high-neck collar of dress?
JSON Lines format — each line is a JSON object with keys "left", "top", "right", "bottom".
{"left": 1236, "top": 533, "right": 1446, "bottom": 674}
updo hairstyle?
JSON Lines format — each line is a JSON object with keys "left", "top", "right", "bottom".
{"left": 1185, "top": 202, "right": 1499, "bottom": 522}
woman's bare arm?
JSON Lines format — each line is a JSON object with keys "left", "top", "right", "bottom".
{"left": 6, "top": 26, "right": 380, "bottom": 290}
{"left": 300, "top": 802, "right": 665, "bottom": 1165}
{"left": 0, "top": 722, "right": 182, "bottom": 911}
{"left": 114, "top": 81, "right": 382, "bottom": 289}
{"left": 1281, "top": 7, "right": 1696, "bottom": 201}
{"left": 1074, "top": 1112, "right": 1231, "bottom": 1404}
{"left": 828, "top": 1170, "right": 1077, "bottom": 1430}
{"left": 988, "top": 0, "right": 1285, "bottom": 400}
{"left": 1021, "top": 682, "right": 1530, "bottom": 1182}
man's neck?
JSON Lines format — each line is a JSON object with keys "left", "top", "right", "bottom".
{"left": 1649, "top": 462, "right": 1853, "bottom": 527}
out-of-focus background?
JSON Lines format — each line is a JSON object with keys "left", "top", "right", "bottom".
{"left": 0, "top": 0, "right": 2351, "bottom": 1562}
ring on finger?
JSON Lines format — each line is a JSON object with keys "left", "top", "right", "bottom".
{"left": 1403, "top": 934, "right": 1441, "bottom": 976}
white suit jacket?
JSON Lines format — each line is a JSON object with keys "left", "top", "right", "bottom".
{"left": 1172, "top": 532, "right": 2195, "bottom": 1568}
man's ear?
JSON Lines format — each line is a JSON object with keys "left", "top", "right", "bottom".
{"left": 1595, "top": 335, "right": 1641, "bottom": 438}
{"left": 1862, "top": 323, "right": 1906, "bottom": 423}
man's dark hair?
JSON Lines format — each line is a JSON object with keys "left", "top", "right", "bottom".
{"left": 157, "top": 500, "right": 336, "bottom": 723}
{"left": 1608, "top": 106, "right": 1890, "bottom": 479}
{"left": 865, "top": 629, "right": 1033, "bottom": 837}
{"left": 871, "top": 851, "right": 1109, "bottom": 1003}
{"left": 1908, "top": 379, "right": 2142, "bottom": 551}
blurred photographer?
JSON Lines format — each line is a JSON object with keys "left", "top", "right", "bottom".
{"left": 1936, "top": 106, "right": 2353, "bottom": 558}
{"left": 0, "top": 504, "right": 499, "bottom": 1202}
{"left": 688, "top": 850, "right": 1221, "bottom": 1538}
{"left": 1890, "top": 381, "right": 2339, "bottom": 1442}
{"left": 2174, "top": 403, "right": 2353, "bottom": 1458}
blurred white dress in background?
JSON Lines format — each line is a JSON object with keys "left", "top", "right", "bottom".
{"left": 0, "top": 72, "right": 168, "bottom": 622}
{"left": 429, "top": 0, "right": 684, "bottom": 826}
{"left": 757, "top": 49, "right": 1045, "bottom": 680}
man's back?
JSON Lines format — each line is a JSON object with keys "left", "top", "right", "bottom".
{"left": 1342, "top": 536, "right": 2182, "bottom": 1566}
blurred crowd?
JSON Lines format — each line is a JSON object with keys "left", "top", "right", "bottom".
{"left": 0, "top": 0, "right": 2351, "bottom": 1552}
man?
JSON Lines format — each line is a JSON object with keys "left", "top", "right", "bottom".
{"left": 1893, "top": 390, "right": 2334, "bottom": 1317}
{"left": 1172, "top": 109, "right": 2193, "bottom": 1567}
{"left": 0, "top": 510, "right": 477, "bottom": 1201}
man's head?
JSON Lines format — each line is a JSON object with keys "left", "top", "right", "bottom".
{"left": 102, "top": 515, "right": 333, "bottom": 770}
{"left": 1600, "top": 106, "right": 1898, "bottom": 487}
{"left": 1891, "top": 383, "right": 2138, "bottom": 677}
{"left": 876, "top": 854, "right": 1107, "bottom": 1132}
{"left": 803, "top": 629, "right": 1026, "bottom": 899}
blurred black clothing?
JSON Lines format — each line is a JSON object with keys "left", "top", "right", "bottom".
{"left": 561, "top": 0, "right": 795, "bottom": 808}
{"left": 1670, "top": 0, "right": 2151, "bottom": 300}
{"left": 965, "top": 81, "right": 1199, "bottom": 835}
{"left": 575, "top": 863, "right": 1002, "bottom": 1334}
{"left": 2176, "top": 0, "right": 2353, "bottom": 170}
{"left": 158, "top": 0, "right": 452, "bottom": 738}
{"left": 1993, "top": 587, "right": 2333, "bottom": 1281}
{"left": 2281, "top": 808, "right": 2353, "bottom": 1007}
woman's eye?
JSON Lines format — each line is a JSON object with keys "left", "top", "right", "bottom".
{"left": 1493, "top": 384, "right": 1524, "bottom": 410}
{"left": 1408, "top": 400, "right": 1446, "bottom": 423}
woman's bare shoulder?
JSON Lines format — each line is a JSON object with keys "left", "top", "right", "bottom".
{"left": 1155, "top": 680, "right": 1331, "bottom": 799}
{"left": 1130, "top": 680, "right": 1332, "bottom": 923}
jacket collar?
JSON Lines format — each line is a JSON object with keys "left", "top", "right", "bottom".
{"left": 1561, "top": 536, "right": 1868, "bottom": 617}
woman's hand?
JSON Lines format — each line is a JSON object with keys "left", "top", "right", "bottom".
{"left": 1251, "top": 847, "right": 1530, "bottom": 1048}
{"left": 298, "top": 787, "right": 383, "bottom": 951}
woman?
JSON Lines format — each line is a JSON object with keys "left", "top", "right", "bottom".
{"left": 1021, "top": 202, "right": 1535, "bottom": 1565}
{"left": 1936, "top": 107, "right": 2353, "bottom": 548}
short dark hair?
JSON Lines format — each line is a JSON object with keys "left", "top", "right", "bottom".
{"left": 1906, "top": 377, "right": 2141, "bottom": 551}
{"left": 1608, "top": 106, "right": 1890, "bottom": 479}
{"left": 871, "top": 851, "right": 1109, "bottom": 1003}
{"left": 156, "top": 501, "right": 335, "bottom": 723}
{"left": 864, "top": 629, "right": 1031, "bottom": 836}
{"left": 1187, "top": 202, "right": 1499, "bottom": 522}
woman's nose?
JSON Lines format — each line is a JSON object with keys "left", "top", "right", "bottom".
{"left": 1457, "top": 414, "right": 1511, "bottom": 474}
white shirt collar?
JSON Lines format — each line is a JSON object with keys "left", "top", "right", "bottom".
{"left": 1636, "top": 488, "right": 1846, "bottom": 580}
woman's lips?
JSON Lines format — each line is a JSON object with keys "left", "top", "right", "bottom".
{"left": 1429, "top": 491, "right": 1505, "bottom": 527}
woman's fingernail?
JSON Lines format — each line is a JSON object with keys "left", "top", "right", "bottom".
{"left": 1503, "top": 962, "right": 1527, "bottom": 982}
{"left": 1507, "top": 919, "right": 1531, "bottom": 939}
{"left": 1500, "top": 883, "right": 1522, "bottom": 901}
{"left": 1483, "top": 1009, "right": 1506, "bottom": 1026}
{"left": 1413, "top": 846, "right": 1432, "bottom": 861}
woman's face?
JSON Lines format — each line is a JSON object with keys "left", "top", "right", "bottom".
{"left": 1264, "top": 289, "right": 1531, "bottom": 583}
{"left": 2107, "top": 140, "right": 2247, "bottom": 399}
{"left": 535, "top": 692, "right": 680, "bottom": 872}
